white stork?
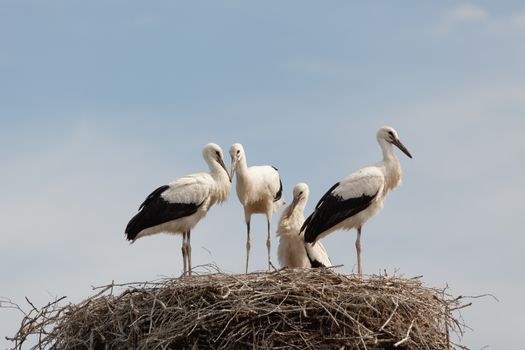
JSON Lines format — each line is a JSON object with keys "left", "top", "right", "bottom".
{"left": 229, "top": 143, "right": 285, "bottom": 273}
{"left": 301, "top": 126, "right": 412, "bottom": 276}
{"left": 125, "top": 143, "right": 231, "bottom": 276}
{"left": 277, "top": 183, "right": 331, "bottom": 268}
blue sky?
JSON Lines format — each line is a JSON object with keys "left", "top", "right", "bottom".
{"left": 1, "top": 1, "right": 524, "bottom": 349}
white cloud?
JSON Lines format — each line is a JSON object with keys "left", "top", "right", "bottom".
{"left": 490, "top": 10, "right": 525, "bottom": 34}
{"left": 446, "top": 3, "right": 489, "bottom": 23}
{"left": 509, "top": 12, "right": 525, "bottom": 32}
{"left": 436, "top": 3, "right": 489, "bottom": 35}
{"left": 438, "top": 4, "right": 525, "bottom": 35}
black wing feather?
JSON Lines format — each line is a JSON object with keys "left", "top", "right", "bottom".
{"left": 271, "top": 166, "right": 283, "bottom": 202}
{"left": 300, "top": 182, "right": 339, "bottom": 234}
{"left": 309, "top": 259, "right": 327, "bottom": 268}
{"left": 139, "top": 185, "right": 170, "bottom": 210}
{"left": 274, "top": 177, "right": 283, "bottom": 202}
{"left": 302, "top": 184, "right": 378, "bottom": 243}
{"left": 305, "top": 245, "right": 328, "bottom": 268}
{"left": 314, "top": 182, "right": 340, "bottom": 209}
{"left": 125, "top": 185, "right": 203, "bottom": 241}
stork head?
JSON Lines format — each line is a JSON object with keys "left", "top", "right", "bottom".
{"left": 203, "top": 143, "right": 231, "bottom": 182}
{"left": 377, "top": 126, "right": 412, "bottom": 159}
{"left": 229, "top": 143, "right": 245, "bottom": 178}
{"left": 291, "top": 182, "right": 309, "bottom": 212}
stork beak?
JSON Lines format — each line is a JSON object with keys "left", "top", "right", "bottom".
{"left": 218, "top": 157, "right": 231, "bottom": 182}
{"left": 392, "top": 138, "right": 413, "bottom": 159}
{"left": 230, "top": 157, "right": 237, "bottom": 179}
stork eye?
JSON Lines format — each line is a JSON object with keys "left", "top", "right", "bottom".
{"left": 387, "top": 131, "right": 396, "bottom": 141}
{"left": 236, "top": 150, "right": 240, "bottom": 155}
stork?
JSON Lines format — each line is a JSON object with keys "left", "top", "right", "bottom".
{"left": 125, "top": 143, "right": 231, "bottom": 276}
{"left": 301, "top": 126, "right": 412, "bottom": 276}
{"left": 230, "top": 143, "right": 285, "bottom": 273}
{"left": 277, "top": 183, "right": 331, "bottom": 268}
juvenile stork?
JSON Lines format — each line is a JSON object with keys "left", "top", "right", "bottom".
{"left": 277, "top": 183, "right": 331, "bottom": 268}
{"left": 230, "top": 143, "right": 285, "bottom": 273}
{"left": 301, "top": 127, "right": 412, "bottom": 276}
{"left": 125, "top": 143, "right": 231, "bottom": 276}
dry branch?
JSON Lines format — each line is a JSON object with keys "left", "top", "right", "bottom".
{"left": 5, "top": 267, "right": 471, "bottom": 350}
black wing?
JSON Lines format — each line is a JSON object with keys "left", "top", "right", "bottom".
{"left": 125, "top": 185, "right": 203, "bottom": 241}
{"left": 314, "top": 182, "right": 340, "bottom": 209}
{"left": 306, "top": 250, "right": 328, "bottom": 268}
{"left": 300, "top": 182, "right": 340, "bottom": 235}
{"left": 138, "top": 185, "right": 169, "bottom": 210}
{"left": 271, "top": 166, "right": 283, "bottom": 202}
{"left": 302, "top": 183, "right": 378, "bottom": 243}
{"left": 274, "top": 177, "right": 283, "bottom": 202}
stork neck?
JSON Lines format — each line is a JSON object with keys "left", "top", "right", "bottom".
{"left": 289, "top": 207, "right": 305, "bottom": 227}
{"left": 206, "top": 159, "right": 228, "bottom": 184}
{"left": 291, "top": 197, "right": 308, "bottom": 221}
{"left": 379, "top": 138, "right": 396, "bottom": 162}
{"left": 210, "top": 164, "right": 231, "bottom": 203}
{"left": 210, "top": 163, "right": 226, "bottom": 180}
{"left": 378, "top": 139, "right": 402, "bottom": 191}
{"left": 236, "top": 156, "right": 249, "bottom": 176}
{"left": 296, "top": 199, "right": 307, "bottom": 214}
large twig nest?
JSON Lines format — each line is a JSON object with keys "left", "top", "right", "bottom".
{"left": 6, "top": 267, "right": 470, "bottom": 349}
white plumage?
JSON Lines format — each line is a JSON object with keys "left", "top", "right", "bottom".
{"left": 125, "top": 143, "right": 231, "bottom": 276}
{"left": 230, "top": 143, "right": 285, "bottom": 273}
{"left": 301, "top": 127, "right": 412, "bottom": 275}
{"left": 277, "top": 183, "right": 331, "bottom": 268}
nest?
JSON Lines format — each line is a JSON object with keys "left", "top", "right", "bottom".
{"left": 7, "top": 267, "right": 471, "bottom": 350}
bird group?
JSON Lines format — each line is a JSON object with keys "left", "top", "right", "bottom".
{"left": 125, "top": 126, "right": 412, "bottom": 276}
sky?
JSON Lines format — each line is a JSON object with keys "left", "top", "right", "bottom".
{"left": 1, "top": 1, "right": 524, "bottom": 349}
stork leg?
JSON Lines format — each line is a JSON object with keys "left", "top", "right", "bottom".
{"left": 245, "top": 219, "right": 252, "bottom": 274}
{"left": 182, "top": 232, "right": 188, "bottom": 276}
{"left": 187, "top": 231, "right": 192, "bottom": 276}
{"left": 266, "top": 217, "right": 272, "bottom": 271}
{"left": 355, "top": 226, "right": 363, "bottom": 276}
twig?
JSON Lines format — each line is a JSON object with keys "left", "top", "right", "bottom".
{"left": 379, "top": 297, "right": 399, "bottom": 332}
{"left": 394, "top": 318, "right": 416, "bottom": 347}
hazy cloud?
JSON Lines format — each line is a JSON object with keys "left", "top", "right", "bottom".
{"left": 510, "top": 11, "right": 525, "bottom": 32}
{"left": 447, "top": 3, "right": 489, "bottom": 23}
{"left": 438, "top": 3, "right": 525, "bottom": 35}
{"left": 491, "top": 10, "right": 525, "bottom": 34}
